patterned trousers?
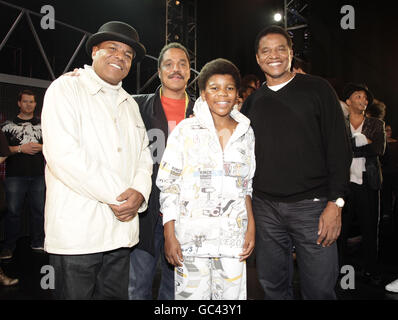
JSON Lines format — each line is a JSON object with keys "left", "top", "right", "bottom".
{"left": 175, "top": 256, "right": 246, "bottom": 300}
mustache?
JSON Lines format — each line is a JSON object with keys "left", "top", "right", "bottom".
{"left": 168, "top": 72, "right": 184, "bottom": 78}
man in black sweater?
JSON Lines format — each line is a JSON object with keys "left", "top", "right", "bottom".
{"left": 241, "top": 26, "right": 352, "bottom": 299}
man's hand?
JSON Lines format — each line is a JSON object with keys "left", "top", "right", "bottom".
{"left": 109, "top": 188, "right": 144, "bottom": 222}
{"left": 239, "top": 195, "right": 255, "bottom": 261}
{"left": 20, "top": 142, "right": 42, "bottom": 155}
{"left": 63, "top": 68, "right": 80, "bottom": 77}
{"left": 164, "top": 221, "right": 183, "bottom": 267}
{"left": 317, "top": 202, "right": 342, "bottom": 247}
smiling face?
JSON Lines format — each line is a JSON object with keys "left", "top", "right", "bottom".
{"left": 346, "top": 90, "right": 369, "bottom": 114}
{"left": 91, "top": 40, "right": 134, "bottom": 85}
{"left": 256, "top": 33, "right": 293, "bottom": 86}
{"left": 158, "top": 47, "right": 191, "bottom": 95}
{"left": 201, "top": 74, "right": 237, "bottom": 120}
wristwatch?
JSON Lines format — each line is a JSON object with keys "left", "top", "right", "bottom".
{"left": 17, "top": 145, "right": 22, "bottom": 153}
{"left": 332, "top": 198, "right": 345, "bottom": 208}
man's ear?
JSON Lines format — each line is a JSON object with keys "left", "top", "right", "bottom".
{"left": 92, "top": 46, "right": 100, "bottom": 60}
{"left": 288, "top": 49, "right": 294, "bottom": 67}
{"left": 200, "top": 90, "right": 206, "bottom": 101}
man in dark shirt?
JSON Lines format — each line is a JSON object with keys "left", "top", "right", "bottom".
{"left": 0, "top": 130, "right": 19, "bottom": 285}
{"left": 0, "top": 90, "right": 45, "bottom": 260}
{"left": 241, "top": 26, "right": 351, "bottom": 299}
{"left": 128, "top": 42, "right": 194, "bottom": 300}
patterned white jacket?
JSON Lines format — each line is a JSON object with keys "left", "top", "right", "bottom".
{"left": 156, "top": 97, "right": 255, "bottom": 258}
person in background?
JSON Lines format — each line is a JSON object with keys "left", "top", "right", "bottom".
{"left": 0, "top": 129, "right": 19, "bottom": 286}
{"left": 0, "top": 90, "right": 45, "bottom": 260}
{"left": 339, "top": 83, "right": 386, "bottom": 286}
{"left": 382, "top": 124, "right": 398, "bottom": 294}
{"left": 366, "top": 98, "right": 386, "bottom": 121}
{"left": 380, "top": 124, "right": 398, "bottom": 220}
{"left": 242, "top": 74, "right": 260, "bottom": 90}
{"left": 291, "top": 56, "right": 311, "bottom": 75}
{"left": 235, "top": 74, "right": 260, "bottom": 111}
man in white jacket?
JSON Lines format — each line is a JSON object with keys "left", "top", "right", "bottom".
{"left": 41, "top": 21, "right": 153, "bottom": 299}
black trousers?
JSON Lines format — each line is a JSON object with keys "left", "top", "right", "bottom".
{"left": 49, "top": 247, "right": 131, "bottom": 300}
{"left": 253, "top": 196, "right": 339, "bottom": 300}
{"left": 381, "top": 172, "right": 398, "bottom": 218}
{"left": 339, "top": 177, "right": 380, "bottom": 274}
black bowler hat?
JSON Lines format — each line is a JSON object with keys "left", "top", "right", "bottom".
{"left": 86, "top": 21, "right": 146, "bottom": 62}
{"left": 343, "top": 83, "right": 374, "bottom": 106}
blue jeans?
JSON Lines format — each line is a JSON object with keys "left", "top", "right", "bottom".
{"left": 3, "top": 176, "right": 45, "bottom": 250}
{"left": 128, "top": 216, "right": 174, "bottom": 300}
{"left": 253, "top": 196, "right": 339, "bottom": 300}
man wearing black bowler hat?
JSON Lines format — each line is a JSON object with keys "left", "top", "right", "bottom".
{"left": 339, "top": 83, "right": 386, "bottom": 285}
{"left": 41, "top": 21, "right": 153, "bottom": 299}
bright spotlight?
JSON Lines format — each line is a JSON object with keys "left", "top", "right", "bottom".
{"left": 274, "top": 13, "right": 282, "bottom": 22}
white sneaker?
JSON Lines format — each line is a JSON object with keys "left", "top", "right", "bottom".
{"left": 385, "top": 278, "right": 398, "bottom": 293}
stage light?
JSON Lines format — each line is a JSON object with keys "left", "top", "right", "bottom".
{"left": 176, "top": 1, "right": 180, "bottom": 5}
{"left": 274, "top": 13, "right": 282, "bottom": 22}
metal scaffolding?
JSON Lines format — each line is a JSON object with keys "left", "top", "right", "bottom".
{"left": 283, "top": 0, "right": 310, "bottom": 61}
{"left": 0, "top": 0, "right": 91, "bottom": 87}
{"left": 0, "top": 0, "right": 199, "bottom": 94}
{"left": 166, "top": 0, "right": 198, "bottom": 96}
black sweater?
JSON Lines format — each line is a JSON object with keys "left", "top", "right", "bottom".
{"left": 241, "top": 73, "right": 352, "bottom": 202}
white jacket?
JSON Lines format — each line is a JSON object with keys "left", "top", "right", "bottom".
{"left": 156, "top": 97, "right": 255, "bottom": 258}
{"left": 41, "top": 65, "right": 153, "bottom": 254}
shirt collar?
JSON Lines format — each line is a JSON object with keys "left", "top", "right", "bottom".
{"left": 83, "top": 65, "right": 122, "bottom": 95}
{"left": 82, "top": 65, "right": 130, "bottom": 105}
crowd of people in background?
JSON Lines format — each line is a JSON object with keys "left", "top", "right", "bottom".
{"left": 0, "top": 21, "right": 397, "bottom": 299}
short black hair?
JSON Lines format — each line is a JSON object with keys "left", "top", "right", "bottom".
{"left": 255, "top": 25, "right": 292, "bottom": 53}
{"left": 198, "top": 58, "right": 241, "bottom": 91}
{"left": 292, "top": 56, "right": 311, "bottom": 74}
{"left": 242, "top": 74, "right": 259, "bottom": 87}
{"left": 18, "top": 89, "right": 36, "bottom": 102}
{"left": 158, "top": 42, "right": 190, "bottom": 69}
{"left": 366, "top": 98, "right": 386, "bottom": 120}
